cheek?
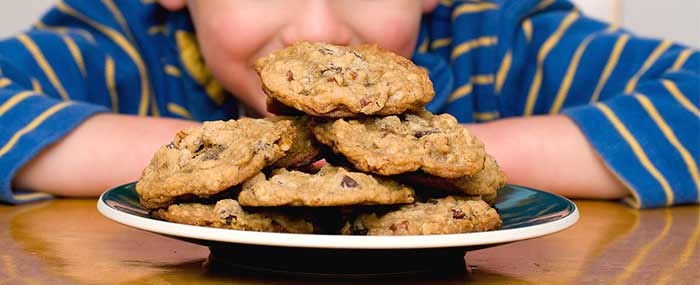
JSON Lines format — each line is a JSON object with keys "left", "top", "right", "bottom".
{"left": 352, "top": 15, "right": 422, "bottom": 58}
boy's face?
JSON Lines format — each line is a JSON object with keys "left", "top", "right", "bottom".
{"left": 161, "top": 0, "right": 438, "bottom": 116}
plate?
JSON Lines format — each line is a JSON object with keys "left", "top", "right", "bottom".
{"left": 97, "top": 183, "right": 578, "bottom": 276}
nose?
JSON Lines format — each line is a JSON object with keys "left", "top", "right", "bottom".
{"left": 280, "top": 0, "right": 352, "bottom": 46}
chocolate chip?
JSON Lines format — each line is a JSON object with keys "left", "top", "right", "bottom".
{"left": 451, "top": 209, "right": 465, "bottom": 219}
{"left": 287, "top": 70, "right": 294, "bottom": 81}
{"left": 340, "top": 175, "right": 358, "bottom": 188}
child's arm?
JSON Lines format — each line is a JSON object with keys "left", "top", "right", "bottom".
{"left": 465, "top": 115, "right": 627, "bottom": 200}
{"left": 12, "top": 114, "right": 198, "bottom": 197}
{"left": 478, "top": 0, "right": 698, "bottom": 208}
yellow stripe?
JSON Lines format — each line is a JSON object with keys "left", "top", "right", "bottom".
{"left": 452, "top": 2, "right": 499, "bottom": 20}
{"left": 670, "top": 48, "right": 694, "bottom": 72}
{"left": 448, "top": 82, "right": 473, "bottom": 103}
{"left": 0, "top": 91, "right": 36, "bottom": 117}
{"left": 13, "top": 192, "right": 52, "bottom": 201}
{"left": 418, "top": 37, "right": 428, "bottom": 53}
{"left": 635, "top": 94, "right": 700, "bottom": 202}
{"left": 662, "top": 80, "right": 700, "bottom": 117}
{"left": 550, "top": 32, "right": 597, "bottom": 114}
{"left": 474, "top": 111, "right": 500, "bottom": 121}
{"left": 0, "top": 78, "right": 11, "bottom": 88}
{"left": 0, "top": 102, "right": 72, "bottom": 158}
{"left": 615, "top": 209, "right": 673, "bottom": 284}
{"left": 167, "top": 103, "right": 192, "bottom": 119}
{"left": 30, "top": 78, "right": 43, "bottom": 93}
{"left": 102, "top": 0, "right": 137, "bottom": 43}
{"left": 149, "top": 92, "right": 160, "bottom": 117}
{"left": 596, "top": 103, "right": 674, "bottom": 205}
{"left": 57, "top": 1, "right": 151, "bottom": 116}
{"left": 624, "top": 40, "right": 673, "bottom": 94}
{"left": 451, "top": 36, "right": 497, "bottom": 60}
{"left": 472, "top": 74, "right": 494, "bottom": 85}
{"left": 522, "top": 19, "right": 533, "bottom": 43}
{"left": 431, "top": 38, "right": 452, "bottom": 49}
{"left": 495, "top": 50, "right": 512, "bottom": 94}
{"left": 35, "top": 20, "right": 96, "bottom": 44}
{"left": 524, "top": 11, "right": 579, "bottom": 116}
{"left": 164, "top": 65, "right": 181, "bottom": 77}
{"left": 62, "top": 35, "right": 86, "bottom": 77}
{"left": 534, "top": 0, "right": 556, "bottom": 11}
{"left": 655, "top": 209, "right": 700, "bottom": 285}
{"left": 147, "top": 25, "right": 166, "bottom": 36}
{"left": 105, "top": 56, "right": 118, "bottom": 113}
{"left": 590, "top": 34, "right": 629, "bottom": 103}
{"left": 17, "top": 34, "right": 70, "bottom": 101}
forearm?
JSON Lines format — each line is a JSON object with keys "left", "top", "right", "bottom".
{"left": 12, "top": 113, "right": 199, "bottom": 197}
{"left": 466, "top": 115, "right": 627, "bottom": 200}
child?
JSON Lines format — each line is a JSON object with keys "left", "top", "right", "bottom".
{"left": 0, "top": 0, "right": 697, "bottom": 208}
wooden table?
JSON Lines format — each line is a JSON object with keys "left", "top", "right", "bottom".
{"left": 1, "top": 199, "right": 698, "bottom": 284}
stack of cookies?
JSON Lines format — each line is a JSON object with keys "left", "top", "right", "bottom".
{"left": 135, "top": 42, "right": 505, "bottom": 236}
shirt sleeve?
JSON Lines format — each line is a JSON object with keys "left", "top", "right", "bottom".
{"left": 495, "top": 0, "right": 699, "bottom": 208}
{"left": 0, "top": 0, "right": 158, "bottom": 204}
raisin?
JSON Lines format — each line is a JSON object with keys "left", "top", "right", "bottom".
{"left": 349, "top": 71, "right": 358, "bottom": 80}
{"left": 287, "top": 70, "right": 294, "bottom": 81}
{"left": 340, "top": 175, "right": 359, "bottom": 188}
{"left": 360, "top": 97, "right": 372, "bottom": 107}
{"left": 451, "top": 209, "right": 466, "bottom": 219}
{"left": 390, "top": 220, "right": 409, "bottom": 232}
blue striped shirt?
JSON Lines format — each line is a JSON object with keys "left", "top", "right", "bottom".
{"left": 0, "top": 0, "right": 697, "bottom": 208}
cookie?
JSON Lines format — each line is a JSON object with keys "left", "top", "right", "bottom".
{"left": 255, "top": 41, "right": 434, "bottom": 117}
{"left": 266, "top": 116, "right": 322, "bottom": 168}
{"left": 312, "top": 110, "right": 486, "bottom": 178}
{"left": 341, "top": 196, "right": 501, "bottom": 235}
{"left": 238, "top": 165, "right": 415, "bottom": 207}
{"left": 402, "top": 155, "right": 506, "bottom": 196}
{"left": 152, "top": 199, "right": 315, "bottom": 233}
{"left": 136, "top": 118, "right": 295, "bottom": 209}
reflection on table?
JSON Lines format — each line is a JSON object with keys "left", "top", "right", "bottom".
{"left": 1, "top": 199, "right": 698, "bottom": 284}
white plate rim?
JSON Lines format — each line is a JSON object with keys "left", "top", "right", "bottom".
{"left": 97, "top": 191, "right": 579, "bottom": 250}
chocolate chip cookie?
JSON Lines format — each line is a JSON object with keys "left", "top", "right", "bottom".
{"left": 136, "top": 118, "right": 295, "bottom": 209}
{"left": 255, "top": 41, "right": 434, "bottom": 117}
{"left": 238, "top": 165, "right": 415, "bottom": 207}
{"left": 265, "top": 115, "right": 322, "bottom": 169}
{"left": 341, "top": 196, "right": 501, "bottom": 235}
{"left": 152, "top": 199, "right": 315, "bottom": 233}
{"left": 312, "top": 110, "right": 486, "bottom": 178}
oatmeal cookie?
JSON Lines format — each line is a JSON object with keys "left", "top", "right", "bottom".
{"left": 255, "top": 41, "right": 434, "bottom": 117}
{"left": 136, "top": 118, "right": 294, "bottom": 209}
{"left": 341, "top": 196, "right": 501, "bottom": 235}
{"left": 152, "top": 199, "right": 314, "bottom": 233}
{"left": 238, "top": 165, "right": 415, "bottom": 207}
{"left": 402, "top": 155, "right": 506, "bottom": 196}
{"left": 312, "top": 110, "right": 486, "bottom": 178}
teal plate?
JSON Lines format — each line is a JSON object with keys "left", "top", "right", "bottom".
{"left": 98, "top": 183, "right": 578, "bottom": 276}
